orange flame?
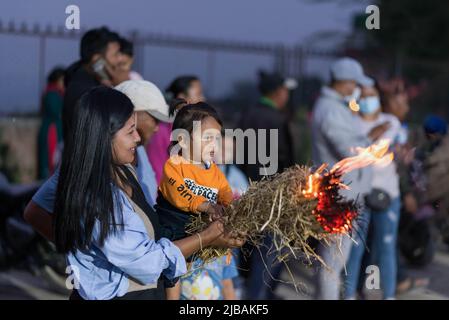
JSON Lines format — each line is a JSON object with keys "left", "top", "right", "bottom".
{"left": 331, "top": 139, "right": 394, "bottom": 176}
{"left": 302, "top": 164, "right": 327, "bottom": 199}
{"left": 302, "top": 139, "right": 394, "bottom": 199}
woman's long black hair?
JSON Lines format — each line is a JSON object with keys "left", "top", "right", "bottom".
{"left": 54, "top": 86, "right": 134, "bottom": 253}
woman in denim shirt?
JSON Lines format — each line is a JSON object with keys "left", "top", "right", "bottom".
{"left": 29, "top": 86, "right": 243, "bottom": 300}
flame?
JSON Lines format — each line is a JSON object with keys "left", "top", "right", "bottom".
{"left": 331, "top": 139, "right": 394, "bottom": 175}
{"left": 348, "top": 99, "right": 360, "bottom": 112}
{"left": 302, "top": 166, "right": 358, "bottom": 234}
{"left": 301, "top": 139, "right": 395, "bottom": 235}
{"left": 302, "top": 164, "right": 327, "bottom": 199}
{"left": 303, "top": 139, "right": 394, "bottom": 199}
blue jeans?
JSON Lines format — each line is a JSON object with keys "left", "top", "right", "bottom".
{"left": 344, "top": 197, "right": 401, "bottom": 299}
{"left": 314, "top": 233, "right": 354, "bottom": 300}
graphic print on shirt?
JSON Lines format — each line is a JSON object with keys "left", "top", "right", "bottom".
{"left": 184, "top": 178, "right": 218, "bottom": 203}
{"left": 166, "top": 176, "right": 219, "bottom": 204}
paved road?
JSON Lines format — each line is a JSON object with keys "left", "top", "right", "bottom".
{"left": 274, "top": 247, "right": 449, "bottom": 300}
{"left": 1, "top": 248, "right": 448, "bottom": 300}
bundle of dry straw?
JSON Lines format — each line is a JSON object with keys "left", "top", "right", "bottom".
{"left": 186, "top": 164, "right": 354, "bottom": 267}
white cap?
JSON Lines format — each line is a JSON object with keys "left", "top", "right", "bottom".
{"left": 330, "top": 57, "right": 374, "bottom": 87}
{"left": 115, "top": 80, "right": 173, "bottom": 123}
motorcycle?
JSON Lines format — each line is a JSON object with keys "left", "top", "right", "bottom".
{"left": 0, "top": 173, "right": 68, "bottom": 295}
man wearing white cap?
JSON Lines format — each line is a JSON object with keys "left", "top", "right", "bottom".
{"left": 115, "top": 80, "right": 173, "bottom": 207}
{"left": 311, "top": 57, "right": 388, "bottom": 300}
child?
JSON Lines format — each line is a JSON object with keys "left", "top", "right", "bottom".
{"left": 180, "top": 254, "right": 239, "bottom": 300}
{"left": 155, "top": 102, "right": 237, "bottom": 299}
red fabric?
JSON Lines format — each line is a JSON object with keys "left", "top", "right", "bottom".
{"left": 44, "top": 83, "right": 65, "bottom": 97}
{"left": 47, "top": 124, "right": 58, "bottom": 174}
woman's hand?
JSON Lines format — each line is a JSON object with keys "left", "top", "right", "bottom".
{"left": 201, "top": 220, "right": 246, "bottom": 249}
{"left": 173, "top": 220, "right": 246, "bottom": 258}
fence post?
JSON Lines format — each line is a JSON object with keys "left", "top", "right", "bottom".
{"left": 206, "top": 48, "right": 216, "bottom": 98}
{"left": 130, "top": 30, "right": 145, "bottom": 76}
{"left": 273, "top": 45, "right": 286, "bottom": 74}
{"left": 38, "top": 30, "right": 46, "bottom": 94}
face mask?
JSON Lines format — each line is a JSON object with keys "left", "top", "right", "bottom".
{"left": 359, "top": 96, "right": 381, "bottom": 115}
{"left": 343, "top": 87, "right": 361, "bottom": 104}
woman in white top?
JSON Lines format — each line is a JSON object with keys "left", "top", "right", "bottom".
{"left": 345, "top": 82, "right": 402, "bottom": 300}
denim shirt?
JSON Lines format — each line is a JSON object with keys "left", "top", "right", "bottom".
{"left": 136, "top": 146, "right": 158, "bottom": 207}
{"left": 32, "top": 169, "right": 186, "bottom": 300}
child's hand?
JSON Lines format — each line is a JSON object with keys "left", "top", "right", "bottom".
{"left": 197, "top": 201, "right": 224, "bottom": 221}
{"left": 206, "top": 203, "right": 225, "bottom": 222}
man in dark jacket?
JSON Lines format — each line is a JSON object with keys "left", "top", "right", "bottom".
{"left": 239, "top": 71, "right": 297, "bottom": 299}
{"left": 239, "top": 71, "right": 297, "bottom": 182}
{"left": 62, "top": 27, "right": 129, "bottom": 140}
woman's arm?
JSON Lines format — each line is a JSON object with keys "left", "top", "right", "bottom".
{"left": 23, "top": 201, "right": 244, "bottom": 258}
{"left": 23, "top": 169, "right": 59, "bottom": 242}
{"left": 23, "top": 201, "right": 54, "bottom": 242}
{"left": 173, "top": 220, "right": 244, "bottom": 258}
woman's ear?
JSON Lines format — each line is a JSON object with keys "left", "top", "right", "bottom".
{"left": 178, "top": 135, "right": 188, "bottom": 150}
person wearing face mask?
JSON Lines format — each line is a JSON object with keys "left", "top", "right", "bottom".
{"left": 311, "top": 57, "right": 389, "bottom": 300}
{"left": 344, "top": 82, "right": 402, "bottom": 300}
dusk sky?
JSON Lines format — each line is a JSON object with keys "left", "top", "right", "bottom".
{"left": 0, "top": 0, "right": 369, "bottom": 112}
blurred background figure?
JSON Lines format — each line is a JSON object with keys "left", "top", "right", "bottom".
{"left": 344, "top": 80, "right": 402, "bottom": 300}
{"left": 37, "top": 67, "right": 65, "bottom": 179}
{"left": 239, "top": 70, "right": 296, "bottom": 182}
{"left": 240, "top": 70, "right": 296, "bottom": 300}
{"left": 119, "top": 37, "right": 144, "bottom": 81}
{"left": 312, "top": 57, "right": 382, "bottom": 300}
{"left": 166, "top": 75, "right": 205, "bottom": 106}
{"left": 62, "top": 27, "right": 129, "bottom": 141}
{"left": 420, "top": 116, "right": 449, "bottom": 245}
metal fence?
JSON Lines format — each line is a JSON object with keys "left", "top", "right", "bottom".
{"left": 0, "top": 20, "right": 341, "bottom": 113}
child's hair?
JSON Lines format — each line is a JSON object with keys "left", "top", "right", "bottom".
{"left": 168, "top": 98, "right": 188, "bottom": 116}
{"left": 168, "top": 102, "right": 223, "bottom": 155}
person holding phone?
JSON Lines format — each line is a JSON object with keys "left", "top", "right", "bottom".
{"left": 63, "top": 27, "right": 130, "bottom": 142}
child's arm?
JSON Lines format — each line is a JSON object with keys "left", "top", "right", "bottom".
{"left": 221, "top": 279, "right": 237, "bottom": 300}
{"left": 165, "top": 282, "right": 181, "bottom": 300}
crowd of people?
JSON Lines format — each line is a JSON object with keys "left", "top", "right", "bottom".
{"left": 24, "top": 26, "right": 449, "bottom": 300}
